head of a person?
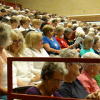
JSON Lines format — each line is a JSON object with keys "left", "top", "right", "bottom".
{"left": 6, "top": 31, "right": 25, "bottom": 56}
{"left": 55, "top": 26, "right": 64, "bottom": 37}
{"left": 93, "top": 36, "right": 100, "bottom": 49}
{"left": 82, "top": 52, "right": 100, "bottom": 78}
{"left": 0, "top": 9, "right": 7, "bottom": 16}
{"left": 25, "top": 31, "right": 43, "bottom": 50}
{"left": 42, "top": 25, "right": 54, "bottom": 37}
{"left": 87, "top": 32, "right": 95, "bottom": 38}
{"left": 75, "top": 31, "right": 85, "bottom": 38}
{"left": 41, "top": 61, "right": 68, "bottom": 94}
{"left": 67, "top": 23, "right": 73, "bottom": 28}
{"left": 10, "top": 17, "right": 19, "bottom": 29}
{"left": 64, "top": 28, "right": 73, "bottom": 40}
{"left": 60, "top": 48, "right": 80, "bottom": 82}
{"left": 0, "top": 23, "right": 11, "bottom": 50}
{"left": 83, "top": 35, "right": 94, "bottom": 49}
{"left": 20, "top": 17, "right": 30, "bottom": 28}
{"left": 51, "top": 19, "right": 58, "bottom": 27}
{"left": 32, "top": 19, "right": 42, "bottom": 29}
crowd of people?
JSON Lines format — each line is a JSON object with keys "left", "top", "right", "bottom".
{"left": 0, "top": 3, "right": 100, "bottom": 100}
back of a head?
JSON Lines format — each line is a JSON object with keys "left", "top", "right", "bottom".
{"left": 60, "top": 48, "right": 79, "bottom": 58}
{"left": 82, "top": 52, "right": 100, "bottom": 59}
{"left": 83, "top": 35, "right": 94, "bottom": 48}
{"left": 81, "top": 52, "right": 100, "bottom": 69}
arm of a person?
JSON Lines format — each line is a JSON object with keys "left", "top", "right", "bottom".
{"left": 30, "top": 73, "right": 40, "bottom": 82}
{"left": 86, "top": 90, "right": 100, "bottom": 99}
{"left": 0, "top": 63, "right": 7, "bottom": 94}
{"left": 43, "top": 43, "right": 60, "bottom": 54}
{"left": 17, "top": 79, "right": 29, "bottom": 87}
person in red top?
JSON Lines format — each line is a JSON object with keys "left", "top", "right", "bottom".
{"left": 55, "top": 26, "right": 69, "bottom": 49}
{"left": 55, "top": 26, "right": 77, "bottom": 49}
{"left": 78, "top": 52, "right": 100, "bottom": 93}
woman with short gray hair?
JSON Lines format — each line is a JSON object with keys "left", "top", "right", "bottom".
{"left": 57, "top": 48, "right": 100, "bottom": 99}
{"left": 0, "top": 23, "right": 17, "bottom": 99}
{"left": 78, "top": 52, "right": 100, "bottom": 93}
{"left": 26, "top": 61, "right": 68, "bottom": 96}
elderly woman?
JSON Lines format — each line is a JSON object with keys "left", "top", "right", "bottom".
{"left": 57, "top": 48, "right": 100, "bottom": 99}
{"left": 64, "top": 28, "right": 75, "bottom": 46}
{"left": 6, "top": 31, "right": 40, "bottom": 87}
{"left": 6, "top": 31, "right": 25, "bottom": 57}
{"left": 78, "top": 52, "right": 100, "bottom": 93}
{"left": 80, "top": 35, "right": 95, "bottom": 56}
{"left": 25, "top": 31, "right": 49, "bottom": 77}
{"left": 55, "top": 26, "right": 78, "bottom": 49}
{"left": 0, "top": 23, "right": 17, "bottom": 99}
{"left": 55, "top": 26, "right": 69, "bottom": 49}
{"left": 26, "top": 61, "right": 68, "bottom": 96}
{"left": 42, "top": 25, "right": 61, "bottom": 55}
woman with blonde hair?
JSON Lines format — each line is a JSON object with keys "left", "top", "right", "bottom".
{"left": 25, "top": 31, "right": 49, "bottom": 74}
{"left": 6, "top": 31, "right": 40, "bottom": 87}
{"left": 6, "top": 30, "right": 25, "bottom": 57}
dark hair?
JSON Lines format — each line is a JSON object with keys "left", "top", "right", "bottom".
{"left": 10, "top": 18, "right": 18, "bottom": 24}
{"left": 1, "top": 9, "right": 6, "bottom": 13}
{"left": 41, "top": 62, "right": 67, "bottom": 80}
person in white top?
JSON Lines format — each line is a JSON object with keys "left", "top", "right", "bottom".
{"left": 25, "top": 31, "right": 49, "bottom": 73}
{"left": 6, "top": 30, "right": 40, "bottom": 87}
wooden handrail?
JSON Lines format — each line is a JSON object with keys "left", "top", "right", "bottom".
{"left": 7, "top": 57, "right": 100, "bottom": 100}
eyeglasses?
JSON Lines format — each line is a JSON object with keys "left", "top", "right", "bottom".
{"left": 13, "top": 39, "right": 23, "bottom": 44}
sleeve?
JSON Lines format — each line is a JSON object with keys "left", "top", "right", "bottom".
{"left": 42, "top": 36, "right": 49, "bottom": 44}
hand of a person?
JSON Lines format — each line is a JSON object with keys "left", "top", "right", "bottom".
{"left": 86, "top": 90, "right": 100, "bottom": 100}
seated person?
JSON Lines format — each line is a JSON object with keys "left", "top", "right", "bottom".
{"left": 78, "top": 52, "right": 100, "bottom": 93}
{"left": 42, "top": 25, "right": 61, "bottom": 55}
{"left": 0, "top": 23, "right": 17, "bottom": 99}
{"left": 6, "top": 31, "right": 40, "bottom": 87}
{"left": 80, "top": 35, "right": 95, "bottom": 56}
{"left": 26, "top": 61, "right": 68, "bottom": 96}
{"left": 25, "top": 31, "right": 49, "bottom": 74}
{"left": 57, "top": 48, "right": 100, "bottom": 99}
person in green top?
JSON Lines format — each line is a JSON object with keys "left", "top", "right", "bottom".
{"left": 95, "top": 74, "right": 100, "bottom": 87}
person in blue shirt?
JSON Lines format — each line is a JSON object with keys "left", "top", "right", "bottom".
{"left": 42, "top": 25, "right": 61, "bottom": 55}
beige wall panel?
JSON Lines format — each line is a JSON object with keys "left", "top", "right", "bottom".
{"left": 7, "top": 0, "right": 100, "bottom": 16}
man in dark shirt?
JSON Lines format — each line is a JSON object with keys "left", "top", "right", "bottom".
{"left": 57, "top": 49, "right": 88, "bottom": 99}
{"left": 58, "top": 79, "right": 88, "bottom": 98}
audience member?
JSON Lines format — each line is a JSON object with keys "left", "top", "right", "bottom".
{"left": 42, "top": 25, "right": 61, "bottom": 55}
{"left": 26, "top": 61, "right": 68, "bottom": 96}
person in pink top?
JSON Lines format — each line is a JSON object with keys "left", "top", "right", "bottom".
{"left": 78, "top": 52, "right": 100, "bottom": 93}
